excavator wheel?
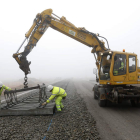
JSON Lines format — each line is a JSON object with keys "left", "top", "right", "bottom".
{"left": 98, "top": 95, "right": 106, "bottom": 107}
{"left": 98, "top": 87, "right": 107, "bottom": 107}
{"left": 94, "top": 91, "right": 98, "bottom": 100}
{"left": 130, "top": 99, "right": 139, "bottom": 107}
{"left": 93, "top": 84, "right": 98, "bottom": 100}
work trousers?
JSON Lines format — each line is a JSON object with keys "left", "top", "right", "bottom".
{"left": 55, "top": 96, "right": 64, "bottom": 111}
{"left": 0, "top": 95, "right": 1, "bottom": 110}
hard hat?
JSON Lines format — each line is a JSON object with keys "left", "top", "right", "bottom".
{"left": 0, "top": 81, "right": 3, "bottom": 88}
{"left": 47, "top": 85, "right": 53, "bottom": 91}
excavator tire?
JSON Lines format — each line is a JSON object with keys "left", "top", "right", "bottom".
{"left": 93, "top": 84, "right": 98, "bottom": 100}
{"left": 98, "top": 87, "right": 107, "bottom": 107}
{"left": 131, "top": 99, "right": 139, "bottom": 107}
{"left": 98, "top": 96, "right": 106, "bottom": 107}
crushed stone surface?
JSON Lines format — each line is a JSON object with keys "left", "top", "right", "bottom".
{"left": 0, "top": 80, "right": 100, "bottom": 140}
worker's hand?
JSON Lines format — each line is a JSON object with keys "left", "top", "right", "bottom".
{"left": 42, "top": 102, "right": 47, "bottom": 106}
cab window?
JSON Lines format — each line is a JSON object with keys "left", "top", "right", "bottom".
{"left": 99, "top": 54, "right": 112, "bottom": 80}
{"left": 113, "top": 54, "right": 126, "bottom": 76}
{"left": 129, "top": 55, "right": 136, "bottom": 73}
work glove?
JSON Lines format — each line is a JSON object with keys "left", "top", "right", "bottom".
{"left": 42, "top": 102, "right": 47, "bottom": 106}
{"left": 63, "top": 97, "right": 66, "bottom": 100}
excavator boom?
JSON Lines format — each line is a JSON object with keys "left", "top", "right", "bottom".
{"left": 13, "top": 9, "right": 108, "bottom": 75}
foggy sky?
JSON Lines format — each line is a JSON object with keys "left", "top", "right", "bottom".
{"left": 0, "top": 0, "right": 140, "bottom": 81}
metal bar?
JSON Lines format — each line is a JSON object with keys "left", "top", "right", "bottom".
{"left": 38, "top": 84, "right": 46, "bottom": 89}
{"left": 52, "top": 13, "right": 60, "bottom": 19}
{"left": 2, "top": 91, "right": 38, "bottom": 109}
{"left": 119, "top": 94, "right": 140, "bottom": 98}
{"left": 93, "top": 53, "right": 97, "bottom": 61}
{"left": 5, "top": 86, "right": 39, "bottom": 94}
{"left": 0, "top": 103, "right": 56, "bottom": 116}
{"left": 2, "top": 84, "right": 47, "bottom": 109}
{"left": 16, "top": 38, "right": 27, "bottom": 53}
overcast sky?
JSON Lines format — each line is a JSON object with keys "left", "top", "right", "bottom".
{"left": 0, "top": 0, "right": 140, "bottom": 81}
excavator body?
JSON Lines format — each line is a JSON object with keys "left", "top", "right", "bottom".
{"left": 94, "top": 50, "right": 140, "bottom": 106}
{"left": 98, "top": 50, "right": 140, "bottom": 85}
{"left": 12, "top": 8, "right": 140, "bottom": 107}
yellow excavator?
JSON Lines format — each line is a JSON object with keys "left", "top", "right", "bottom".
{"left": 13, "top": 9, "right": 140, "bottom": 107}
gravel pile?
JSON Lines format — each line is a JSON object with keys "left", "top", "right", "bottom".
{"left": 0, "top": 80, "right": 100, "bottom": 140}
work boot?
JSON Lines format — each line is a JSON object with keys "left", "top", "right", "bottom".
{"left": 57, "top": 108, "right": 61, "bottom": 112}
{"left": 56, "top": 104, "right": 61, "bottom": 111}
{"left": 57, "top": 110, "right": 61, "bottom": 113}
{"left": 60, "top": 103, "right": 64, "bottom": 109}
{"left": 61, "top": 106, "right": 64, "bottom": 110}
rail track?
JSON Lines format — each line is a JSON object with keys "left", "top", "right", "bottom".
{"left": 0, "top": 84, "right": 56, "bottom": 116}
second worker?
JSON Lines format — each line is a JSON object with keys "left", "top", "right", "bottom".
{"left": 42, "top": 85, "right": 67, "bottom": 112}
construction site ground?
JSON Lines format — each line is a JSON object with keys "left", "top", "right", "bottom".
{"left": 0, "top": 79, "right": 140, "bottom": 140}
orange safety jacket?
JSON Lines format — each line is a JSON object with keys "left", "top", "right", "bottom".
{"left": 46, "top": 87, "right": 67, "bottom": 103}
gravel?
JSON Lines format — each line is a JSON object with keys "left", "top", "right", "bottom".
{"left": 0, "top": 80, "right": 100, "bottom": 140}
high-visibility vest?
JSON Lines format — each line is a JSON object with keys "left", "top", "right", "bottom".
{"left": 114, "top": 61, "right": 124, "bottom": 75}
{"left": 114, "top": 61, "right": 124, "bottom": 69}
{"left": 46, "top": 87, "right": 67, "bottom": 103}
{"left": 0, "top": 85, "right": 11, "bottom": 95}
{"left": 119, "top": 62, "right": 124, "bottom": 70}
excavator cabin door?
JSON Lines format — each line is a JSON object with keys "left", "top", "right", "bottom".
{"left": 128, "top": 55, "right": 137, "bottom": 81}
{"left": 113, "top": 54, "right": 127, "bottom": 82}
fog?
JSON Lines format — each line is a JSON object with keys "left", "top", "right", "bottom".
{"left": 1, "top": 0, "right": 140, "bottom": 82}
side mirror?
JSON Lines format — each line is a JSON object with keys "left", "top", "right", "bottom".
{"left": 93, "top": 68, "right": 97, "bottom": 75}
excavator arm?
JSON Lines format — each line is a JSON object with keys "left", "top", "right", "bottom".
{"left": 13, "top": 9, "right": 108, "bottom": 75}
{"left": 13, "top": 9, "right": 53, "bottom": 75}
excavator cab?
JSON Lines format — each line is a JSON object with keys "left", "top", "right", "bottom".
{"left": 94, "top": 51, "right": 140, "bottom": 107}
{"left": 98, "top": 51, "right": 139, "bottom": 85}
{"left": 99, "top": 52, "right": 126, "bottom": 80}
{"left": 99, "top": 51, "right": 127, "bottom": 82}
